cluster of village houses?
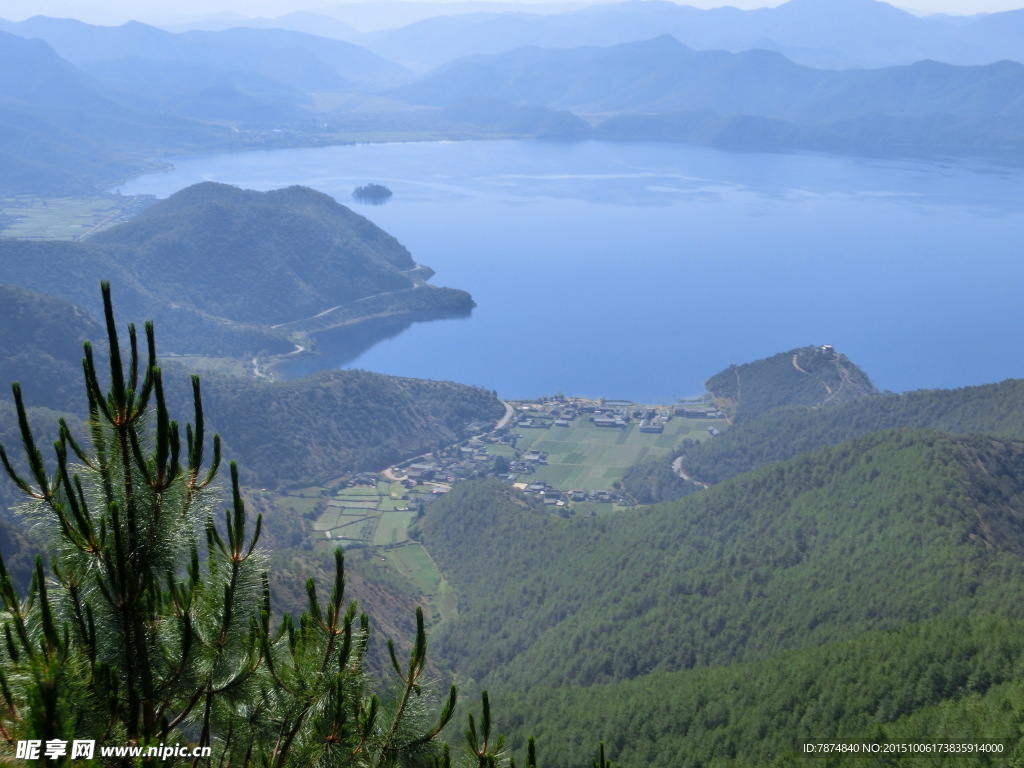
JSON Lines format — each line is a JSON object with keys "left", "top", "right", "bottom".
{"left": 516, "top": 398, "right": 677, "bottom": 433}
{"left": 381, "top": 396, "right": 724, "bottom": 512}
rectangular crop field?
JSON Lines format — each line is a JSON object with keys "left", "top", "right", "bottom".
{"left": 386, "top": 544, "right": 442, "bottom": 596}
{"left": 330, "top": 500, "right": 379, "bottom": 510}
{"left": 336, "top": 487, "right": 379, "bottom": 498}
{"left": 372, "top": 509, "right": 416, "bottom": 546}
{"left": 513, "top": 416, "right": 722, "bottom": 490}
{"left": 1, "top": 196, "right": 138, "bottom": 240}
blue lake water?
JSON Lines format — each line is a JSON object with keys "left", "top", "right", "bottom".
{"left": 117, "top": 140, "right": 1024, "bottom": 403}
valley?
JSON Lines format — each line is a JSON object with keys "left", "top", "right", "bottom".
{"left": 264, "top": 393, "right": 725, "bottom": 627}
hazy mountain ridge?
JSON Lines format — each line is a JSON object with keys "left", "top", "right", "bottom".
{"left": 4, "top": 2, "right": 1024, "bottom": 194}
{"left": 395, "top": 36, "right": 1024, "bottom": 120}
{"left": 0, "top": 29, "right": 220, "bottom": 193}
{"left": 390, "top": 34, "right": 1024, "bottom": 158}
{"left": 0, "top": 16, "right": 410, "bottom": 90}
{"left": 79, "top": 56, "right": 315, "bottom": 125}
{"left": 0, "top": 18, "right": 409, "bottom": 192}
{"left": 357, "top": 0, "right": 1024, "bottom": 71}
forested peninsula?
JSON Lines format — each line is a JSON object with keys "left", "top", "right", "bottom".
{"left": 0, "top": 182, "right": 475, "bottom": 362}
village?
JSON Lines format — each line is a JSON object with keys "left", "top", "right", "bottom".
{"left": 276, "top": 394, "right": 732, "bottom": 561}
{"left": 390, "top": 396, "right": 723, "bottom": 511}
{"left": 303, "top": 395, "right": 730, "bottom": 548}
{"left": 270, "top": 393, "right": 730, "bottom": 623}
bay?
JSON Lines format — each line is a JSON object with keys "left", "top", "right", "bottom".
{"left": 117, "top": 140, "right": 1024, "bottom": 403}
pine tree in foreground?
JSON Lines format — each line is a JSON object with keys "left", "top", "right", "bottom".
{"left": 0, "top": 283, "right": 550, "bottom": 767}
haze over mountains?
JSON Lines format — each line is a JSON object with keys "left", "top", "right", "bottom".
{"left": 357, "top": 0, "right": 1024, "bottom": 70}
{"left": 3, "top": 0, "right": 1024, "bottom": 195}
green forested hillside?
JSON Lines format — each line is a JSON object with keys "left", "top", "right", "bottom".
{"left": 620, "top": 450, "right": 700, "bottom": 504}
{"left": 417, "top": 429, "right": 1024, "bottom": 766}
{"left": 500, "top": 616, "right": 1024, "bottom": 767}
{"left": 0, "top": 183, "right": 474, "bottom": 359}
{"left": 684, "top": 378, "right": 1024, "bottom": 485}
{"left": 422, "top": 430, "right": 1024, "bottom": 694}
{"left": 0, "top": 285, "right": 501, "bottom": 491}
{"left": 705, "top": 345, "right": 877, "bottom": 422}
{"left": 88, "top": 183, "right": 420, "bottom": 326}
{"left": 176, "top": 367, "right": 504, "bottom": 488}
{"left": 0, "top": 284, "right": 102, "bottom": 411}
{"left": 0, "top": 284, "right": 502, "bottom": 668}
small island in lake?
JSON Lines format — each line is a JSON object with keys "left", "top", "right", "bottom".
{"left": 352, "top": 183, "right": 393, "bottom": 204}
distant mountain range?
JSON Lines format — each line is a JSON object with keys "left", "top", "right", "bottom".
{"left": 0, "top": 18, "right": 410, "bottom": 193}
{"left": 394, "top": 34, "right": 1024, "bottom": 158}
{"left": 3, "top": 0, "right": 1024, "bottom": 194}
{"left": 348, "top": 0, "right": 1024, "bottom": 71}
{"left": 0, "top": 16, "right": 410, "bottom": 89}
{"left": 397, "top": 36, "right": 1024, "bottom": 120}
{"left": 142, "top": 0, "right": 1024, "bottom": 72}
{"left": 0, "top": 29, "right": 223, "bottom": 194}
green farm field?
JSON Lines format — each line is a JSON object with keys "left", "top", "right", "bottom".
{"left": 372, "top": 509, "right": 416, "bottom": 546}
{"left": 313, "top": 484, "right": 418, "bottom": 547}
{"left": 384, "top": 543, "right": 456, "bottom": 624}
{"left": 513, "top": 415, "right": 722, "bottom": 490}
{"left": 0, "top": 195, "right": 146, "bottom": 240}
{"left": 328, "top": 500, "right": 378, "bottom": 509}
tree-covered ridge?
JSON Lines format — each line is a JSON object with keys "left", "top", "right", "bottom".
{"left": 420, "top": 430, "right": 1024, "bottom": 694}
{"left": 0, "top": 284, "right": 104, "bottom": 412}
{"left": 499, "top": 615, "right": 1024, "bottom": 768}
{"left": 89, "top": 183, "right": 419, "bottom": 324}
{"left": 0, "top": 183, "right": 474, "bottom": 358}
{"left": 705, "top": 345, "right": 878, "bottom": 422}
{"left": 683, "top": 378, "right": 1024, "bottom": 485}
{"left": 0, "top": 285, "right": 502, "bottom": 493}
{"left": 184, "top": 368, "right": 504, "bottom": 488}
{"left": 619, "top": 451, "right": 699, "bottom": 504}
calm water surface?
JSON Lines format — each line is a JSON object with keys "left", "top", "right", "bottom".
{"left": 118, "top": 140, "right": 1024, "bottom": 402}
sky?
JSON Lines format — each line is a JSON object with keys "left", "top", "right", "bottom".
{"left": 2, "top": 0, "right": 1023, "bottom": 26}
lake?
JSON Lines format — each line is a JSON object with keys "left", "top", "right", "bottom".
{"left": 117, "top": 140, "right": 1024, "bottom": 403}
